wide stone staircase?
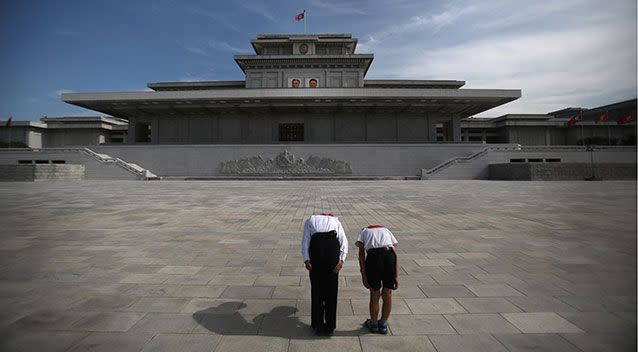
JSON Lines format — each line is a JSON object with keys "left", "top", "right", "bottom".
{"left": 0, "top": 147, "right": 159, "bottom": 181}
{"left": 81, "top": 148, "right": 159, "bottom": 180}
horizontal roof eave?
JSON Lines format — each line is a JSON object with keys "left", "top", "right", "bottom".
{"left": 44, "top": 123, "right": 119, "bottom": 130}
{"left": 42, "top": 116, "right": 128, "bottom": 125}
{"left": 0, "top": 121, "right": 47, "bottom": 128}
{"left": 364, "top": 80, "right": 465, "bottom": 89}
{"left": 234, "top": 54, "right": 373, "bottom": 60}
{"left": 256, "top": 34, "right": 353, "bottom": 39}
{"left": 148, "top": 81, "right": 245, "bottom": 91}
{"left": 490, "top": 114, "right": 553, "bottom": 122}
{"left": 62, "top": 87, "right": 522, "bottom": 103}
{"left": 234, "top": 54, "right": 374, "bottom": 74}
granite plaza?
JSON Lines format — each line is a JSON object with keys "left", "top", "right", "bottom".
{"left": 0, "top": 180, "right": 635, "bottom": 351}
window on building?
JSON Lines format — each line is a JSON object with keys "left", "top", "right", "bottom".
{"left": 279, "top": 123, "right": 304, "bottom": 142}
{"left": 136, "top": 123, "right": 151, "bottom": 143}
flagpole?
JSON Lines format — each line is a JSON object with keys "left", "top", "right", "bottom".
{"left": 304, "top": 10, "right": 307, "bottom": 34}
{"left": 606, "top": 110, "right": 610, "bottom": 145}
{"left": 580, "top": 108, "right": 584, "bottom": 145}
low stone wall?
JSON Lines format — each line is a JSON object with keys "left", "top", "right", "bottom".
{"left": 0, "top": 164, "right": 85, "bottom": 181}
{"left": 94, "top": 144, "right": 497, "bottom": 177}
{"left": 489, "top": 163, "right": 637, "bottom": 181}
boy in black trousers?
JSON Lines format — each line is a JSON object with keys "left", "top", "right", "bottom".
{"left": 302, "top": 214, "right": 348, "bottom": 336}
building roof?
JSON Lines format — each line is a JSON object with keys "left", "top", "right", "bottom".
{"left": 148, "top": 81, "right": 245, "bottom": 91}
{"left": 364, "top": 80, "right": 465, "bottom": 89}
{"left": 148, "top": 79, "right": 466, "bottom": 91}
{"left": 0, "top": 120, "right": 47, "bottom": 129}
{"left": 251, "top": 34, "right": 358, "bottom": 54}
{"left": 61, "top": 88, "right": 521, "bottom": 118}
{"left": 233, "top": 54, "right": 374, "bottom": 74}
{"left": 38, "top": 116, "right": 128, "bottom": 130}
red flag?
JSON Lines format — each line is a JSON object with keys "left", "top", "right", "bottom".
{"left": 295, "top": 10, "right": 305, "bottom": 21}
{"left": 4, "top": 116, "right": 11, "bottom": 127}
{"left": 617, "top": 114, "right": 636, "bottom": 125}
{"left": 566, "top": 114, "right": 582, "bottom": 126}
{"left": 595, "top": 113, "right": 608, "bottom": 124}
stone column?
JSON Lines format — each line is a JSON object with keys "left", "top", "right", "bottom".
{"left": 151, "top": 118, "right": 159, "bottom": 144}
{"left": 427, "top": 115, "right": 438, "bottom": 142}
{"left": 128, "top": 117, "right": 136, "bottom": 144}
{"left": 452, "top": 116, "right": 462, "bottom": 142}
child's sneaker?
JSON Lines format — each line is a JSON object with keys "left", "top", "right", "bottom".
{"left": 378, "top": 321, "right": 388, "bottom": 334}
{"left": 365, "top": 319, "right": 379, "bottom": 333}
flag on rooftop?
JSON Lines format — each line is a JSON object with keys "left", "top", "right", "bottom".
{"left": 4, "top": 116, "right": 11, "bottom": 127}
{"left": 295, "top": 10, "right": 305, "bottom": 21}
{"left": 566, "top": 114, "right": 582, "bottom": 127}
{"left": 617, "top": 114, "right": 636, "bottom": 125}
{"left": 595, "top": 113, "right": 608, "bottom": 124}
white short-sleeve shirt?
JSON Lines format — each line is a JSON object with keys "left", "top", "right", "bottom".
{"left": 355, "top": 225, "right": 398, "bottom": 251}
{"left": 301, "top": 214, "right": 348, "bottom": 262}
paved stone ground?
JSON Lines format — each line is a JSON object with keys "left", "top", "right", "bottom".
{"left": 0, "top": 180, "right": 635, "bottom": 352}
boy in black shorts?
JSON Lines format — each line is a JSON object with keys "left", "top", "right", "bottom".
{"left": 355, "top": 225, "right": 399, "bottom": 334}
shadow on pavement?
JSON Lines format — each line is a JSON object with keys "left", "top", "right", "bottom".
{"left": 192, "top": 301, "right": 366, "bottom": 339}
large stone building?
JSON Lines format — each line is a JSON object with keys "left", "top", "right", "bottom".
{"left": 60, "top": 34, "right": 521, "bottom": 145}
{"left": 0, "top": 33, "right": 634, "bottom": 180}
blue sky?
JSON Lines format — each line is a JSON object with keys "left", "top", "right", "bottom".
{"left": 1, "top": 0, "right": 636, "bottom": 120}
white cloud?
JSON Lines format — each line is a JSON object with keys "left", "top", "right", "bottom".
{"left": 357, "top": 3, "right": 479, "bottom": 53}
{"left": 208, "top": 39, "right": 249, "bottom": 54}
{"left": 176, "top": 41, "right": 210, "bottom": 57}
{"left": 239, "top": 1, "right": 278, "bottom": 22}
{"left": 359, "top": 0, "right": 637, "bottom": 116}
{"left": 309, "top": 0, "right": 368, "bottom": 15}
{"left": 187, "top": 6, "right": 241, "bottom": 32}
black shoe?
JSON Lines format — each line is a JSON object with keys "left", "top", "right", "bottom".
{"left": 378, "top": 321, "right": 388, "bottom": 335}
{"left": 365, "top": 319, "right": 379, "bottom": 333}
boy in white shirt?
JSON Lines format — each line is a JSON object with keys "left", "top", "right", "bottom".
{"left": 301, "top": 213, "right": 348, "bottom": 336}
{"left": 355, "top": 225, "right": 399, "bottom": 334}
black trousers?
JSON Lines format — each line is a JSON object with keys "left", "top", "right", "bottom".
{"left": 309, "top": 231, "right": 340, "bottom": 331}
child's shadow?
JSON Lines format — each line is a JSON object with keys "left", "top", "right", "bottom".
{"left": 192, "top": 302, "right": 366, "bottom": 339}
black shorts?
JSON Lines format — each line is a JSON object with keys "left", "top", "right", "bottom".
{"left": 365, "top": 247, "right": 397, "bottom": 291}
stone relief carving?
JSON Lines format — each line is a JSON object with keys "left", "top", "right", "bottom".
{"left": 220, "top": 150, "right": 352, "bottom": 175}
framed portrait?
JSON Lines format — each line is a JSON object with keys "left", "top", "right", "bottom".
{"left": 288, "top": 78, "right": 302, "bottom": 88}
{"left": 305, "top": 78, "right": 319, "bottom": 88}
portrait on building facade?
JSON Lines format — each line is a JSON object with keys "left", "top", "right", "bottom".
{"left": 298, "top": 43, "right": 309, "bottom": 55}
{"left": 289, "top": 78, "right": 301, "bottom": 88}
{"left": 307, "top": 78, "right": 319, "bottom": 88}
